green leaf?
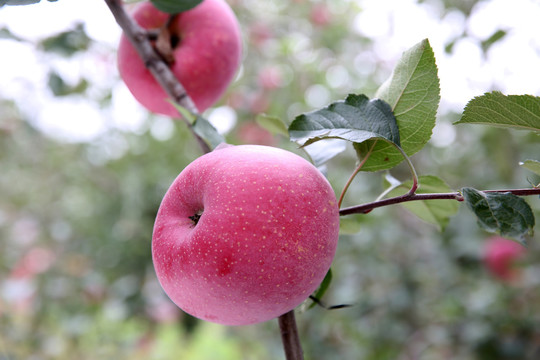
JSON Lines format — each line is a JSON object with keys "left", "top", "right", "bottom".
{"left": 356, "top": 39, "right": 440, "bottom": 171}
{"left": 289, "top": 94, "right": 400, "bottom": 147}
{"left": 456, "top": 92, "right": 540, "bottom": 132}
{"left": 520, "top": 160, "right": 540, "bottom": 176}
{"left": 39, "top": 23, "right": 91, "bottom": 56}
{"left": 462, "top": 187, "right": 535, "bottom": 241}
{"left": 308, "top": 268, "right": 332, "bottom": 309}
{"left": 151, "top": 0, "right": 202, "bottom": 14}
{"left": 168, "top": 100, "right": 197, "bottom": 124}
{"left": 168, "top": 100, "right": 224, "bottom": 150}
{"left": 192, "top": 115, "right": 226, "bottom": 150}
{"left": 0, "top": 27, "right": 24, "bottom": 41}
{"left": 481, "top": 29, "right": 507, "bottom": 53}
{"left": 47, "top": 71, "right": 88, "bottom": 97}
{"left": 256, "top": 114, "right": 289, "bottom": 137}
{"left": 387, "top": 175, "right": 459, "bottom": 231}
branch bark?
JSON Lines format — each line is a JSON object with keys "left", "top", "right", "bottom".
{"left": 278, "top": 310, "right": 304, "bottom": 360}
{"left": 339, "top": 187, "right": 540, "bottom": 216}
{"left": 103, "top": 0, "right": 211, "bottom": 154}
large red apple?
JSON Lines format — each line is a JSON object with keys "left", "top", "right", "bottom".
{"left": 118, "top": 0, "right": 242, "bottom": 117}
{"left": 152, "top": 145, "right": 340, "bottom": 325}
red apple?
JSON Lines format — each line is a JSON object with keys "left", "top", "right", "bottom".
{"left": 483, "top": 236, "right": 525, "bottom": 282}
{"left": 258, "top": 66, "right": 283, "bottom": 90}
{"left": 310, "top": 4, "right": 332, "bottom": 27}
{"left": 152, "top": 145, "right": 340, "bottom": 325}
{"left": 118, "top": 0, "right": 242, "bottom": 117}
{"left": 248, "top": 22, "right": 272, "bottom": 48}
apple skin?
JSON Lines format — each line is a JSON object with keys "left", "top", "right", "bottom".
{"left": 483, "top": 236, "right": 525, "bottom": 282}
{"left": 117, "top": 0, "right": 242, "bottom": 117}
{"left": 152, "top": 145, "right": 340, "bottom": 325}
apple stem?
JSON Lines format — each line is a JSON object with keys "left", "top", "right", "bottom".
{"left": 103, "top": 0, "right": 211, "bottom": 154}
{"left": 155, "top": 23, "right": 176, "bottom": 64}
{"left": 278, "top": 310, "right": 304, "bottom": 360}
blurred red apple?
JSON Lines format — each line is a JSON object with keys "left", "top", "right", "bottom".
{"left": 10, "top": 246, "right": 55, "bottom": 279}
{"left": 248, "top": 22, "right": 272, "bottom": 48}
{"left": 310, "top": 4, "right": 332, "bottom": 27}
{"left": 118, "top": 0, "right": 242, "bottom": 117}
{"left": 237, "top": 122, "right": 275, "bottom": 145}
{"left": 152, "top": 145, "right": 340, "bottom": 325}
{"left": 484, "top": 236, "right": 525, "bottom": 282}
{"left": 258, "top": 66, "right": 283, "bottom": 90}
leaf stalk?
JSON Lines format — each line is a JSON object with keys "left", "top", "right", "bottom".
{"left": 338, "top": 141, "right": 376, "bottom": 207}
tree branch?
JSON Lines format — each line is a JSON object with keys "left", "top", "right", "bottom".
{"left": 278, "top": 310, "right": 304, "bottom": 360}
{"left": 339, "top": 187, "right": 540, "bottom": 216}
{"left": 103, "top": 0, "right": 211, "bottom": 154}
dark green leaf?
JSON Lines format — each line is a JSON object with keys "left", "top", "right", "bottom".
{"left": 456, "top": 92, "right": 540, "bottom": 132}
{"left": 151, "top": 0, "right": 202, "bottom": 14}
{"left": 356, "top": 39, "right": 440, "bottom": 171}
{"left": 462, "top": 187, "right": 535, "bottom": 241}
{"left": 289, "top": 94, "right": 400, "bottom": 147}
{"left": 387, "top": 175, "right": 459, "bottom": 231}
{"left": 39, "top": 23, "right": 91, "bottom": 56}
{"left": 308, "top": 268, "right": 332, "bottom": 309}
{"left": 192, "top": 115, "right": 226, "bottom": 150}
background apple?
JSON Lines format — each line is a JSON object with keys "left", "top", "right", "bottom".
{"left": 152, "top": 145, "right": 340, "bottom": 325}
{"left": 310, "top": 4, "right": 332, "bottom": 27}
{"left": 117, "top": 0, "right": 242, "bottom": 117}
{"left": 483, "top": 236, "right": 525, "bottom": 282}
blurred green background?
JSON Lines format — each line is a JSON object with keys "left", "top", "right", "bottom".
{"left": 1, "top": 0, "right": 540, "bottom": 359}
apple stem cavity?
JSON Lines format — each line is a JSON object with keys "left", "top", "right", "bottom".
{"left": 170, "top": 33, "right": 180, "bottom": 50}
{"left": 188, "top": 212, "right": 202, "bottom": 226}
{"left": 155, "top": 16, "right": 179, "bottom": 65}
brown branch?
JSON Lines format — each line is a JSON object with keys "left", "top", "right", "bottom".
{"left": 339, "top": 187, "right": 540, "bottom": 216}
{"left": 278, "top": 310, "right": 304, "bottom": 360}
{"left": 103, "top": 0, "right": 211, "bottom": 154}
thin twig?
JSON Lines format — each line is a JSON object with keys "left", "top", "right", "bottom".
{"left": 339, "top": 187, "right": 540, "bottom": 216}
{"left": 103, "top": 0, "right": 211, "bottom": 154}
{"left": 278, "top": 311, "right": 304, "bottom": 360}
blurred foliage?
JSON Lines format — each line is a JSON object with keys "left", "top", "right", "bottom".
{"left": 39, "top": 23, "right": 92, "bottom": 56}
{"left": 1, "top": 0, "right": 540, "bottom": 359}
